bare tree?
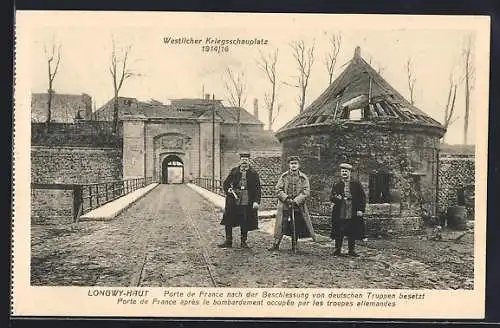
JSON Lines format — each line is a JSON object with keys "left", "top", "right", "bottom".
{"left": 324, "top": 33, "right": 342, "bottom": 85}
{"left": 109, "top": 38, "right": 140, "bottom": 134}
{"left": 224, "top": 68, "right": 247, "bottom": 150}
{"left": 462, "top": 35, "right": 475, "bottom": 145}
{"left": 286, "top": 39, "right": 315, "bottom": 113}
{"left": 406, "top": 57, "right": 416, "bottom": 105}
{"left": 44, "top": 42, "right": 61, "bottom": 132}
{"left": 257, "top": 49, "right": 280, "bottom": 130}
{"left": 442, "top": 73, "right": 459, "bottom": 143}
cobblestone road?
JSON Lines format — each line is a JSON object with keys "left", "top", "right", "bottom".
{"left": 31, "top": 184, "right": 474, "bottom": 289}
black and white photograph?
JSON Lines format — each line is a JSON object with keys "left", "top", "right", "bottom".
{"left": 12, "top": 11, "right": 489, "bottom": 318}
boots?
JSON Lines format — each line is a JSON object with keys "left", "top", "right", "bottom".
{"left": 218, "top": 226, "right": 233, "bottom": 248}
{"left": 348, "top": 239, "right": 359, "bottom": 257}
{"left": 268, "top": 236, "right": 282, "bottom": 251}
{"left": 333, "top": 238, "right": 342, "bottom": 256}
{"left": 241, "top": 235, "right": 250, "bottom": 249}
{"left": 217, "top": 239, "right": 232, "bottom": 248}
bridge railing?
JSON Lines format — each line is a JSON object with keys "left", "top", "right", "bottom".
{"left": 31, "top": 177, "right": 154, "bottom": 223}
{"left": 193, "top": 177, "right": 225, "bottom": 196}
{"left": 79, "top": 177, "right": 153, "bottom": 215}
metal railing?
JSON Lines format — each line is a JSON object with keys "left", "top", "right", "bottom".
{"left": 79, "top": 177, "right": 153, "bottom": 215}
{"left": 31, "top": 177, "right": 154, "bottom": 222}
{"left": 193, "top": 177, "right": 225, "bottom": 196}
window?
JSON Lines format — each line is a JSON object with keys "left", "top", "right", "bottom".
{"left": 369, "top": 173, "right": 391, "bottom": 203}
{"left": 350, "top": 108, "right": 363, "bottom": 120}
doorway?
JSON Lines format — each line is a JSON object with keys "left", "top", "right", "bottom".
{"left": 161, "top": 155, "right": 184, "bottom": 184}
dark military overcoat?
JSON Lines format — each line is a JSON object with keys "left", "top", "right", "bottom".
{"left": 220, "top": 166, "right": 261, "bottom": 231}
{"left": 330, "top": 180, "right": 367, "bottom": 240}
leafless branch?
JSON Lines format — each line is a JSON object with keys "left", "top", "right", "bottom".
{"left": 324, "top": 33, "right": 342, "bottom": 85}
{"left": 109, "top": 38, "right": 140, "bottom": 133}
{"left": 462, "top": 34, "right": 475, "bottom": 145}
{"left": 224, "top": 68, "right": 247, "bottom": 108}
{"left": 288, "top": 39, "right": 315, "bottom": 112}
{"left": 271, "top": 103, "right": 282, "bottom": 125}
{"left": 224, "top": 67, "right": 247, "bottom": 150}
{"left": 406, "top": 57, "right": 416, "bottom": 105}
{"left": 257, "top": 48, "right": 279, "bottom": 130}
{"left": 43, "top": 40, "right": 62, "bottom": 131}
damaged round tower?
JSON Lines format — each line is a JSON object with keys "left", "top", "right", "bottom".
{"left": 275, "top": 47, "right": 446, "bottom": 234}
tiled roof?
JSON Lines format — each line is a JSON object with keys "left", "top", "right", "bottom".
{"left": 95, "top": 97, "right": 263, "bottom": 124}
{"left": 218, "top": 107, "right": 263, "bottom": 125}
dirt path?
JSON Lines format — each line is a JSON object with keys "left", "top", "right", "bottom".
{"left": 31, "top": 184, "right": 474, "bottom": 289}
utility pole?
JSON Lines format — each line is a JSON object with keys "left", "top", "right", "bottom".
{"left": 212, "top": 94, "right": 216, "bottom": 189}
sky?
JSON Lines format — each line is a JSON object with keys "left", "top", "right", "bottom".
{"left": 19, "top": 12, "right": 489, "bottom": 145}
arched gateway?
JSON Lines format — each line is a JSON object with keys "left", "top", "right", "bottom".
{"left": 119, "top": 97, "right": 275, "bottom": 185}
{"left": 161, "top": 155, "right": 184, "bottom": 184}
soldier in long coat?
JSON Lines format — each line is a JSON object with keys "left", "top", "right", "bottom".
{"left": 218, "top": 153, "right": 261, "bottom": 249}
{"left": 268, "top": 156, "right": 316, "bottom": 251}
{"left": 330, "top": 163, "right": 366, "bottom": 257}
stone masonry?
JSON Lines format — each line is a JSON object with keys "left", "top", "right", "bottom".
{"left": 31, "top": 146, "right": 122, "bottom": 224}
{"left": 438, "top": 153, "right": 475, "bottom": 218}
{"left": 279, "top": 123, "right": 441, "bottom": 219}
{"left": 31, "top": 146, "right": 122, "bottom": 184}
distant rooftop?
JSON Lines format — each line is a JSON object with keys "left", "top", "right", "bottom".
{"left": 439, "top": 144, "right": 475, "bottom": 155}
{"left": 94, "top": 97, "right": 263, "bottom": 125}
{"left": 31, "top": 92, "right": 93, "bottom": 123}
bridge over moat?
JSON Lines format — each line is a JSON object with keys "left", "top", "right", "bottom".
{"left": 31, "top": 184, "right": 474, "bottom": 289}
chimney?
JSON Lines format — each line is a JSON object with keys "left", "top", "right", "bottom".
{"left": 253, "top": 98, "right": 259, "bottom": 119}
{"left": 354, "top": 46, "right": 361, "bottom": 59}
{"left": 205, "top": 94, "right": 211, "bottom": 101}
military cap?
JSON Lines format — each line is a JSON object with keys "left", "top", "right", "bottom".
{"left": 239, "top": 152, "right": 251, "bottom": 158}
{"left": 339, "top": 163, "right": 353, "bottom": 170}
{"left": 287, "top": 156, "right": 300, "bottom": 163}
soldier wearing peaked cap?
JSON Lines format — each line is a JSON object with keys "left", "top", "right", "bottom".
{"left": 218, "top": 152, "right": 261, "bottom": 249}
{"left": 268, "top": 156, "right": 316, "bottom": 252}
{"left": 330, "top": 162, "right": 367, "bottom": 257}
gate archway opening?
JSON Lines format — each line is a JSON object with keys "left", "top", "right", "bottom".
{"left": 161, "top": 155, "right": 184, "bottom": 184}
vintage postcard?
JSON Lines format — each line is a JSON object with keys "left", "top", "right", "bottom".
{"left": 12, "top": 11, "right": 490, "bottom": 319}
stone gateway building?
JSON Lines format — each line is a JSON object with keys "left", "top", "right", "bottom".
{"left": 94, "top": 95, "right": 280, "bottom": 184}
{"left": 276, "top": 47, "right": 446, "bottom": 229}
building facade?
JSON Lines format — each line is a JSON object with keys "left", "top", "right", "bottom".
{"left": 95, "top": 95, "right": 281, "bottom": 184}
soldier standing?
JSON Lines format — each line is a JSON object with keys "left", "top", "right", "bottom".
{"left": 218, "top": 153, "right": 261, "bottom": 249}
{"left": 268, "top": 156, "right": 316, "bottom": 252}
{"left": 330, "top": 163, "right": 366, "bottom": 257}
